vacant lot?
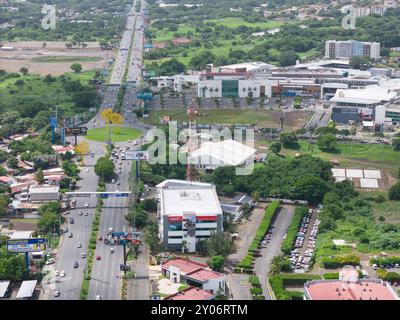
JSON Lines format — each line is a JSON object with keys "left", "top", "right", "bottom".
{"left": 86, "top": 126, "right": 142, "bottom": 143}
{"left": 0, "top": 41, "right": 114, "bottom": 75}
{"left": 143, "top": 109, "right": 309, "bottom": 130}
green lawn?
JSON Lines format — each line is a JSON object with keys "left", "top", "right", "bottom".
{"left": 32, "top": 56, "right": 101, "bottom": 63}
{"left": 205, "top": 18, "right": 285, "bottom": 29}
{"left": 149, "top": 24, "right": 196, "bottom": 42}
{"left": 0, "top": 70, "right": 96, "bottom": 117}
{"left": 279, "top": 141, "right": 400, "bottom": 175}
{"left": 371, "top": 200, "right": 400, "bottom": 224}
{"left": 86, "top": 126, "right": 142, "bottom": 143}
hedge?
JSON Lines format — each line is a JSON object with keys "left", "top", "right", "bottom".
{"left": 250, "top": 287, "right": 263, "bottom": 295}
{"left": 269, "top": 274, "right": 322, "bottom": 300}
{"left": 281, "top": 207, "right": 308, "bottom": 255}
{"left": 254, "top": 295, "right": 265, "bottom": 300}
{"left": 238, "top": 200, "right": 281, "bottom": 269}
{"left": 323, "top": 272, "right": 340, "bottom": 279}
{"left": 370, "top": 256, "right": 400, "bottom": 267}
{"left": 249, "top": 275, "right": 261, "bottom": 287}
{"left": 321, "top": 255, "right": 360, "bottom": 269}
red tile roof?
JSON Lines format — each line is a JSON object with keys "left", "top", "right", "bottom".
{"left": 164, "top": 287, "right": 214, "bottom": 300}
{"left": 161, "top": 258, "right": 207, "bottom": 274}
{"left": 305, "top": 280, "right": 399, "bottom": 300}
{"left": 186, "top": 269, "right": 223, "bottom": 282}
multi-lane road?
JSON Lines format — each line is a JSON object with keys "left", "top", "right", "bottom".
{"left": 44, "top": 0, "right": 149, "bottom": 300}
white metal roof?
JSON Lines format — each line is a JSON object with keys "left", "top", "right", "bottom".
{"left": 16, "top": 280, "right": 37, "bottom": 299}
{"left": 156, "top": 179, "right": 212, "bottom": 189}
{"left": 0, "top": 281, "right": 10, "bottom": 298}
{"left": 330, "top": 87, "right": 396, "bottom": 105}
{"left": 189, "top": 139, "right": 256, "bottom": 167}
{"left": 160, "top": 185, "right": 222, "bottom": 216}
{"left": 9, "top": 231, "right": 33, "bottom": 240}
{"left": 29, "top": 186, "right": 59, "bottom": 194}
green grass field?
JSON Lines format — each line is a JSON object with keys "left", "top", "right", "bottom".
{"left": 279, "top": 141, "right": 400, "bottom": 175}
{"left": 32, "top": 56, "right": 101, "bottom": 63}
{"left": 205, "top": 18, "right": 285, "bottom": 29}
{"left": 86, "top": 126, "right": 142, "bottom": 143}
{"left": 0, "top": 70, "right": 96, "bottom": 117}
{"left": 149, "top": 24, "right": 196, "bottom": 42}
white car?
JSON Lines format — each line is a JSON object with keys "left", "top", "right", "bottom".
{"left": 85, "top": 202, "right": 89, "bottom": 207}
{"left": 60, "top": 271, "right": 65, "bottom": 277}
{"left": 110, "top": 247, "right": 115, "bottom": 253}
{"left": 55, "top": 270, "right": 59, "bottom": 277}
{"left": 54, "top": 290, "right": 60, "bottom": 297}
{"left": 81, "top": 252, "right": 86, "bottom": 258}
{"left": 96, "top": 295, "right": 102, "bottom": 300}
{"left": 46, "top": 258, "right": 55, "bottom": 265}
{"left": 77, "top": 242, "right": 82, "bottom": 248}
{"left": 86, "top": 168, "right": 89, "bottom": 173}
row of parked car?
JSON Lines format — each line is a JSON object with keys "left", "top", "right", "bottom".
{"left": 260, "top": 229, "right": 272, "bottom": 248}
{"left": 289, "top": 210, "right": 321, "bottom": 272}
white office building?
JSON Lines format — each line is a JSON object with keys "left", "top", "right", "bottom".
{"left": 325, "top": 40, "right": 381, "bottom": 60}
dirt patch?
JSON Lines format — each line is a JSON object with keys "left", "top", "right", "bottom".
{"left": 0, "top": 41, "right": 115, "bottom": 75}
{"left": 11, "top": 220, "right": 37, "bottom": 231}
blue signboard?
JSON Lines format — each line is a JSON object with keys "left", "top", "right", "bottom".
{"left": 49, "top": 116, "right": 57, "bottom": 127}
{"left": 7, "top": 238, "right": 47, "bottom": 253}
{"left": 100, "top": 193, "right": 129, "bottom": 198}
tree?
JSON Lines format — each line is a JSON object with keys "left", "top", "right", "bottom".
{"left": 269, "top": 255, "right": 292, "bottom": 275}
{"left": 207, "top": 255, "right": 225, "bottom": 272}
{"left": 126, "top": 205, "right": 148, "bottom": 228}
{"left": 278, "top": 51, "right": 299, "bottom": 67}
{"left": 294, "top": 176, "right": 330, "bottom": 204}
{"left": 205, "top": 232, "right": 236, "bottom": 257}
{"left": 94, "top": 157, "right": 115, "bottom": 182}
{"left": 317, "top": 134, "right": 337, "bottom": 151}
{"left": 392, "top": 138, "right": 400, "bottom": 151}
{"left": 0, "top": 248, "right": 26, "bottom": 280}
{"left": 75, "top": 141, "right": 89, "bottom": 165}
{"left": 0, "top": 194, "right": 10, "bottom": 216}
{"left": 388, "top": 181, "right": 400, "bottom": 200}
{"left": 349, "top": 56, "right": 372, "bottom": 70}
{"left": 279, "top": 131, "right": 298, "bottom": 148}
{"left": 62, "top": 160, "right": 79, "bottom": 178}
{"left": 19, "top": 67, "right": 29, "bottom": 75}
{"left": 143, "top": 221, "right": 162, "bottom": 253}
{"left": 0, "top": 166, "right": 7, "bottom": 176}
{"left": 35, "top": 168, "right": 45, "bottom": 184}
{"left": 6, "top": 157, "right": 18, "bottom": 169}
{"left": 159, "top": 58, "right": 186, "bottom": 75}
{"left": 269, "top": 142, "right": 282, "bottom": 154}
{"left": 70, "top": 63, "right": 82, "bottom": 73}
{"left": 38, "top": 210, "right": 60, "bottom": 234}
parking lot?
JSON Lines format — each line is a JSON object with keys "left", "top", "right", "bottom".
{"left": 289, "top": 209, "right": 321, "bottom": 273}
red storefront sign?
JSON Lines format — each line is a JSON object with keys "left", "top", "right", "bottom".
{"left": 196, "top": 216, "right": 217, "bottom": 221}
{"left": 168, "top": 216, "right": 182, "bottom": 222}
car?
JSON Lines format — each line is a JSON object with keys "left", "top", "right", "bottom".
{"left": 84, "top": 211, "right": 88, "bottom": 216}
{"left": 110, "top": 247, "right": 115, "bottom": 253}
{"left": 86, "top": 168, "right": 89, "bottom": 173}
{"left": 96, "top": 295, "right": 102, "bottom": 300}
{"left": 55, "top": 270, "right": 59, "bottom": 277}
{"left": 46, "top": 258, "right": 55, "bottom": 265}
{"left": 53, "top": 290, "right": 60, "bottom": 297}
{"left": 63, "top": 211, "right": 69, "bottom": 216}
{"left": 77, "top": 242, "right": 82, "bottom": 248}
{"left": 60, "top": 271, "right": 65, "bottom": 277}
{"left": 68, "top": 233, "right": 73, "bottom": 238}
{"left": 81, "top": 252, "right": 86, "bottom": 258}
{"left": 98, "top": 236, "right": 103, "bottom": 241}
{"left": 79, "top": 211, "right": 83, "bottom": 216}
{"left": 96, "top": 255, "right": 102, "bottom": 260}
{"left": 85, "top": 202, "right": 89, "bottom": 207}
{"left": 69, "top": 218, "right": 74, "bottom": 224}
{"left": 73, "top": 261, "right": 79, "bottom": 268}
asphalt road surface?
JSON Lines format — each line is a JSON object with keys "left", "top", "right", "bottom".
{"left": 254, "top": 205, "right": 295, "bottom": 300}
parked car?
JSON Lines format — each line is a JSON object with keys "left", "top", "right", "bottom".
{"left": 73, "top": 261, "right": 79, "bottom": 268}
{"left": 46, "top": 258, "right": 55, "bottom": 265}
{"left": 53, "top": 290, "right": 60, "bottom": 297}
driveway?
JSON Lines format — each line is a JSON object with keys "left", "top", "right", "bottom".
{"left": 254, "top": 205, "right": 295, "bottom": 300}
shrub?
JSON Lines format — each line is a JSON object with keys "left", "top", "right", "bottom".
{"left": 249, "top": 275, "right": 261, "bottom": 287}
{"left": 250, "top": 287, "right": 263, "bottom": 295}
{"left": 323, "top": 272, "right": 340, "bottom": 279}
{"left": 269, "top": 274, "right": 321, "bottom": 300}
{"left": 321, "top": 255, "right": 360, "bottom": 269}
{"left": 254, "top": 295, "right": 265, "bottom": 300}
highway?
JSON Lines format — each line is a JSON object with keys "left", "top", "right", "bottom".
{"left": 87, "top": 0, "right": 149, "bottom": 300}
{"left": 45, "top": 139, "right": 105, "bottom": 300}
{"left": 44, "top": 0, "right": 144, "bottom": 300}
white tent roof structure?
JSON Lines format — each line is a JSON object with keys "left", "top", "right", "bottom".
{"left": 16, "top": 280, "right": 37, "bottom": 299}
{"left": 189, "top": 139, "right": 256, "bottom": 167}
{"left": 0, "top": 281, "right": 10, "bottom": 298}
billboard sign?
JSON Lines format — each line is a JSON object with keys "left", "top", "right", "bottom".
{"left": 7, "top": 238, "right": 47, "bottom": 253}
{"left": 65, "top": 127, "right": 88, "bottom": 136}
{"left": 125, "top": 150, "right": 148, "bottom": 160}
{"left": 183, "top": 214, "right": 196, "bottom": 238}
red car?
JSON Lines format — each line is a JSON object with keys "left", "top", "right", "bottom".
{"left": 98, "top": 236, "right": 103, "bottom": 241}
{"left": 96, "top": 255, "right": 101, "bottom": 261}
